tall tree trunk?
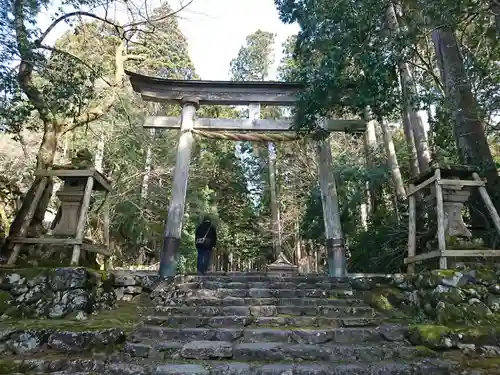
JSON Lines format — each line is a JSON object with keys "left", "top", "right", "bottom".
{"left": 377, "top": 116, "right": 407, "bottom": 199}
{"left": 385, "top": 1, "right": 430, "bottom": 172}
{"left": 141, "top": 130, "right": 154, "bottom": 200}
{"left": 363, "top": 107, "right": 380, "bottom": 214}
{"left": 432, "top": 26, "right": 500, "bottom": 229}
{"left": 268, "top": 142, "right": 282, "bottom": 258}
{"left": 491, "top": 0, "right": 500, "bottom": 40}
{"left": 401, "top": 107, "right": 420, "bottom": 178}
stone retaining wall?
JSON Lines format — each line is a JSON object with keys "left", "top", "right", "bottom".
{"left": 0, "top": 267, "right": 116, "bottom": 319}
{"left": 112, "top": 271, "right": 158, "bottom": 302}
{"left": 351, "top": 265, "right": 500, "bottom": 324}
{"left": 0, "top": 267, "right": 164, "bottom": 319}
{"left": 5, "top": 264, "right": 500, "bottom": 323}
{"left": 0, "top": 327, "right": 126, "bottom": 355}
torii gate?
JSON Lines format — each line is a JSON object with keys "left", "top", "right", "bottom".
{"left": 126, "top": 71, "right": 366, "bottom": 278}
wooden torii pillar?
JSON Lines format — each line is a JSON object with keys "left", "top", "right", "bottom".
{"left": 126, "top": 70, "right": 365, "bottom": 278}
{"left": 317, "top": 128, "right": 346, "bottom": 278}
{"left": 160, "top": 97, "right": 199, "bottom": 277}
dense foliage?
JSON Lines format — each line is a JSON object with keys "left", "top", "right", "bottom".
{"left": 0, "top": 0, "right": 499, "bottom": 273}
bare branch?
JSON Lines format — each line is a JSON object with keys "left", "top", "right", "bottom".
{"left": 36, "top": 11, "right": 122, "bottom": 46}
{"left": 126, "top": 0, "right": 195, "bottom": 28}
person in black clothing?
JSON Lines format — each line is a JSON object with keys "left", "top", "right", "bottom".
{"left": 195, "top": 216, "right": 217, "bottom": 274}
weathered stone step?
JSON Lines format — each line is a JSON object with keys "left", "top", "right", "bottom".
{"left": 126, "top": 340, "right": 433, "bottom": 362}
{"left": 141, "top": 315, "right": 380, "bottom": 329}
{"left": 132, "top": 325, "right": 406, "bottom": 344}
{"left": 151, "top": 360, "right": 460, "bottom": 375}
{"left": 6, "top": 358, "right": 463, "bottom": 375}
{"left": 153, "top": 304, "right": 374, "bottom": 318}
{"left": 181, "top": 274, "right": 342, "bottom": 283}
{"left": 196, "top": 280, "right": 349, "bottom": 290}
{"left": 177, "top": 288, "right": 354, "bottom": 299}
{"left": 165, "top": 296, "right": 360, "bottom": 307}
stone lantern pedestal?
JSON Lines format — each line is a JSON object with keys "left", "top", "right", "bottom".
{"left": 430, "top": 177, "right": 472, "bottom": 239}
{"left": 52, "top": 178, "right": 86, "bottom": 236}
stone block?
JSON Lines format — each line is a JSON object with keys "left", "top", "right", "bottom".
{"left": 180, "top": 340, "right": 233, "bottom": 359}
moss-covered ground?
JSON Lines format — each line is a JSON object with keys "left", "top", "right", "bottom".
{"left": 0, "top": 301, "right": 142, "bottom": 332}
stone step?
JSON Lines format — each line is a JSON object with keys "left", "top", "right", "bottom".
{"left": 132, "top": 325, "right": 407, "bottom": 344}
{"left": 125, "top": 340, "right": 434, "bottom": 362}
{"left": 183, "top": 272, "right": 336, "bottom": 284}
{"left": 141, "top": 315, "right": 380, "bottom": 329}
{"left": 6, "top": 358, "right": 462, "bottom": 375}
{"left": 194, "top": 280, "right": 350, "bottom": 290}
{"left": 163, "top": 296, "right": 361, "bottom": 307}
{"left": 150, "top": 361, "right": 460, "bottom": 375}
{"left": 153, "top": 304, "right": 374, "bottom": 318}
{"left": 179, "top": 275, "right": 348, "bottom": 283}
{"left": 174, "top": 288, "right": 354, "bottom": 299}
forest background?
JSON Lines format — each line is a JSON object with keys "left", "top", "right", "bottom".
{"left": 0, "top": 0, "right": 499, "bottom": 273}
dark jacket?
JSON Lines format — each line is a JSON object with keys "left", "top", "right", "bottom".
{"left": 195, "top": 220, "right": 217, "bottom": 249}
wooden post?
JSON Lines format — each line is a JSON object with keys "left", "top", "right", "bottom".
{"left": 317, "top": 133, "right": 347, "bottom": 278}
{"left": 7, "top": 177, "right": 48, "bottom": 265}
{"left": 472, "top": 172, "right": 500, "bottom": 236}
{"left": 103, "top": 198, "right": 110, "bottom": 270}
{"left": 159, "top": 97, "right": 198, "bottom": 278}
{"left": 407, "top": 184, "right": 416, "bottom": 274}
{"left": 434, "top": 168, "right": 447, "bottom": 269}
{"left": 71, "top": 176, "right": 94, "bottom": 265}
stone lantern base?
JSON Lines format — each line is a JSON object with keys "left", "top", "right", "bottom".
{"left": 52, "top": 180, "right": 85, "bottom": 236}
{"left": 266, "top": 253, "right": 299, "bottom": 277}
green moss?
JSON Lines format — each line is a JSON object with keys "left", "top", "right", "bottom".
{"left": 372, "top": 294, "right": 392, "bottom": 310}
{"left": 0, "top": 291, "right": 11, "bottom": 315}
{"left": 431, "top": 269, "right": 456, "bottom": 278}
{"left": 476, "top": 268, "right": 497, "bottom": 284}
{"left": 364, "top": 288, "right": 406, "bottom": 315}
{"left": 410, "top": 323, "right": 500, "bottom": 350}
{"left": 411, "top": 324, "right": 449, "bottom": 340}
{"left": 87, "top": 268, "right": 108, "bottom": 280}
{"left": 436, "top": 289, "right": 463, "bottom": 305}
{"left": 0, "top": 359, "right": 35, "bottom": 374}
{"left": 414, "top": 345, "right": 437, "bottom": 357}
{"left": 0, "top": 302, "right": 139, "bottom": 332}
{"left": 463, "top": 357, "right": 500, "bottom": 370}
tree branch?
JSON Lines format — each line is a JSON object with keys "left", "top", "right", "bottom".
{"left": 37, "top": 0, "right": 195, "bottom": 47}
{"left": 126, "top": 0, "right": 195, "bottom": 28}
{"left": 37, "top": 11, "right": 122, "bottom": 46}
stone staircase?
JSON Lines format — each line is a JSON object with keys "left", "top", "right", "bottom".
{"left": 118, "top": 272, "right": 462, "bottom": 374}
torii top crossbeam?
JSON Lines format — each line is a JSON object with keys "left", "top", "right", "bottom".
{"left": 126, "top": 70, "right": 305, "bottom": 106}
{"left": 125, "top": 71, "right": 366, "bottom": 133}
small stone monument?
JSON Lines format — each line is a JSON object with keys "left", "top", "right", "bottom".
{"left": 431, "top": 175, "right": 472, "bottom": 239}
{"left": 266, "top": 252, "right": 299, "bottom": 276}
{"left": 52, "top": 149, "right": 94, "bottom": 237}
